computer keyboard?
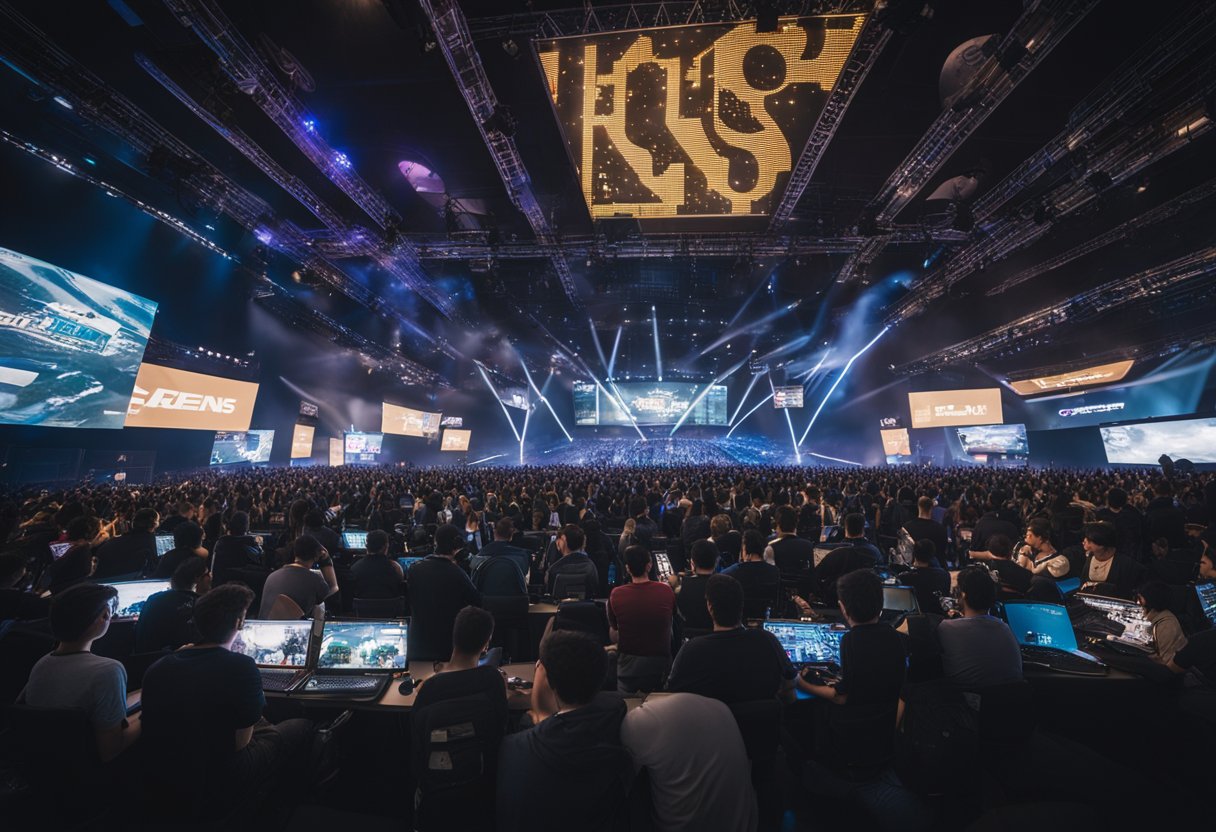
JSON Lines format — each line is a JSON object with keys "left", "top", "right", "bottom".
{"left": 1069, "top": 608, "right": 1122, "bottom": 637}
{"left": 259, "top": 668, "right": 302, "bottom": 692}
{"left": 301, "top": 675, "right": 386, "bottom": 694}
{"left": 1021, "top": 646, "right": 1107, "bottom": 676}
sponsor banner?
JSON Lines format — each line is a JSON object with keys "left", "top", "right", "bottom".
{"left": 878, "top": 416, "right": 904, "bottom": 429}
{"left": 908, "top": 388, "right": 1003, "bottom": 429}
{"left": 382, "top": 402, "right": 442, "bottom": 438}
{"left": 328, "top": 437, "right": 344, "bottom": 467}
{"left": 441, "top": 428, "right": 471, "bottom": 452}
{"left": 440, "top": 415, "right": 463, "bottom": 427}
{"left": 290, "top": 424, "right": 315, "bottom": 459}
{"left": 880, "top": 428, "right": 911, "bottom": 457}
{"left": 1009, "top": 360, "right": 1134, "bottom": 395}
{"left": 125, "top": 363, "right": 258, "bottom": 431}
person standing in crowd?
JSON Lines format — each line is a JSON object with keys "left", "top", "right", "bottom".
{"left": 609, "top": 544, "right": 676, "bottom": 693}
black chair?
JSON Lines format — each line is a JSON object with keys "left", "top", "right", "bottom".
{"left": 0, "top": 625, "right": 54, "bottom": 705}
{"left": 122, "top": 649, "right": 171, "bottom": 690}
{"left": 730, "top": 699, "right": 782, "bottom": 831}
{"left": 483, "top": 594, "right": 530, "bottom": 661}
{"left": 823, "top": 702, "right": 898, "bottom": 781}
{"left": 92, "top": 619, "right": 137, "bottom": 662}
{"left": 551, "top": 600, "right": 611, "bottom": 645}
{"left": 352, "top": 596, "right": 407, "bottom": 618}
{"left": 551, "top": 571, "right": 589, "bottom": 601}
{"left": 411, "top": 692, "right": 503, "bottom": 832}
{"left": 5, "top": 704, "right": 113, "bottom": 824}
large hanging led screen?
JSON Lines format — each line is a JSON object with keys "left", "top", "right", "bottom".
{"left": 536, "top": 15, "right": 865, "bottom": 218}
{"left": 0, "top": 245, "right": 157, "bottom": 429}
{"left": 574, "top": 381, "right": 728, "bottom": 426}
{"left": 1101, "top": 417, "right": 1216, "bottom": 465}
{"left": 125, "top": 364, "right": 259, "bottom": 431}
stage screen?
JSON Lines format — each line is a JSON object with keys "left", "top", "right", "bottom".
{"left": 290, "top": 424, "right": 315, "bottom": 459}
{"left": 125, "top": 363, "right": 259, "bottom": 431}
{"left": 440, "top": 415, "right": 463, "bottom": 427}
{"left": 1009, "top": 360, "right": 1135, "bottom": 395}
{"left": 573, "top": 381, "right": 728, "bottom": 426}
{"left": 328, "top": 437, "right": 344, "bottom": 467}
{"left": 773, "top": 386, "right": 804, "bottom": 409}
{"left": 381, "top": 402, "right": 441, "bottom": 438}
{"left": 908, "top": 388, "right": 1003, "bottom": 429}
{"left": 880, "top": 428, "right": 911, "bottom": 457}
{"left": 0, "top": 245, "right": 157, "bottom": 429}
{"left": 956, "top": 424, "right": 1028, "bottom": 456}
{"left": 1100, "top": 417, "right": 1216, "bottom": 465}
{"left": 299, "top": 400, "right": 319, "bottom": 418}
{"left": 210, "top": 430, "right": 274, "bottom": 465}
{"left": 441, "top": 429, "right": 471, "bottom": 452}
{"left": 344, "top": 432, "right": 383, "bottom": 455}
{"left": 537, "top": 15, "right": 864, "bottom": 219}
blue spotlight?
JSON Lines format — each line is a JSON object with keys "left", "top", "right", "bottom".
{"left": 652, "top": 306, "right": 662, "bottom": 382}
{"left": 798, "top": 327, "right": 890, "bottom": 446}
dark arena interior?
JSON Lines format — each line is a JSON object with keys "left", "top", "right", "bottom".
{"left": 2, "top": 0, "right": 1216, "bottom": 829}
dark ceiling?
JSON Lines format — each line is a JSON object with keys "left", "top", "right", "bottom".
{"left": 1, "top": 0, "right": 1214, "bottom": 396}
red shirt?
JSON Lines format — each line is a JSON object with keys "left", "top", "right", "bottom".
{"left": 608, "top": 580, "right": 676, "bottom": 657}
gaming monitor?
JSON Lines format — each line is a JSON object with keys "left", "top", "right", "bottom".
{"left": 317, "top": 620, "right": 408, "bottom": 670}
{"left": 341, "top": 531, "right": 368, "bottom": 551}
{"left": 106, "top": 579, "right": 170, "bottom": 620}
{"left": 229, "top": 620, "right": 313, "bottom": 668}
{"left": 762, "top": 621, "right": 845, "bottom": 666}
{"left": 210, "top": 430, "right": 274, "bottom": 465}
{"left": 1076, "top": 594, "right": 1155, "bottom": 648}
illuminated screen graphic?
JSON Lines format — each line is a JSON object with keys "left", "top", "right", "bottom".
{"left": 290, "top": 424, "right": 315, "bottom": 459}
{"left": 106, "top": 580, "right": 169, "bottom": 620}
{"left": 0, "top": 245, "right": 157, "bottom": 429}
{"left": 956, "top": 424, "right": 1028, "bottom": 456}
{"left": 318, "top": 620, "right": 408, "bottom": 669}
{"left": 210, "top": 430, "right": 274, "bottom": 465}
{"left": 880, "top": 428, "right": 911, "bottom": 457}
{"left": 1100, "top": 417, "right": 1216, "bottom": 465}
{"left": 1008, "top": 360, "right": 1135, "bottom": 396}
{"left": 537, "top": 15, "right": 864, "bottom": 218}
{"left": 125, "top": 363, "right": 259, "bottom": 431}
{"left": 230, "top": 620, "right": 312, "bottom": 668}
{"left": 299, "top": 400, "right": 319, "bottom": 418}
{"left": 441, "top": 429, "right": 472, "bottom": 452}
{"left": 908, "top": 388, "right": 1003, "bottom": 429}
{"left": 328, "top": 437, "right": 344, "bottom": 467}
{"left": 573, "top": 380, "right": 728, "bottom": 426}
{"left": 440, "top": 415, "right": 463, "bottom": 427}
{"left": 501, "top": 387, "right": 529, "bottom": 410}
{"left": 773, "top": 386, "right": 804, "bottom": 408}
{"left": 381, "top": 402, "right": 441, "bottom": 438}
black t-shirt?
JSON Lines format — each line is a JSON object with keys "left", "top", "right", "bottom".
{"left": 987, "top": 558, "right": 1033, "bottom": 595}
{"left": 711, "top": 531, "right": 742, "bottom": 565}
{"left": 675, "top": 574, "right": 713, "bottom": 630}
{"left": 414, "top": 664, "right": 508, "bottom": 717}
{"left": 350, "top": 554, "right": 403, "bottom": 599}
{"left": 666, "top": 627, "right": 795, "bottom": 703}
{"left": 814, "top": 544, "right": 878, "bottom": 605}
{"left": 152, "top": 547, "right": 199, "bottom": 580}
{"left": 770, "top": 536, "right": 816, "bottom": 576}
{"left": 135, "top": 589, "right": 197, "bottom": 653}
{"left": 835, "top": 622, "right": 908, "bottom": 706}
{"left": 898, "top": 566, "right": 950, "bottom": 616}
{"left": 407, "top": 556, "right": 483, "bottom": 662}
{"left": 722, "top": 561, "right": 780, "bottom": 609}
{"left": 901, "top": 519, "right": 949, "bottom": 561}
{"left": 93, "top": 531, "right": 156, "bottom": 579}
{"left": 1173, "top": 629, "right": 1216, "bottom": 687}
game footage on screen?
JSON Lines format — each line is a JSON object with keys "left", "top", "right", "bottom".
{"left": 230, "top": 621, "right": 311, "bottom": 667}
{"left": 318, "top": 622, "right": 407, "bottom": 669}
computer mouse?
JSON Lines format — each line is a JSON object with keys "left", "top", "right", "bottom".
{"left": 397, "top": 676, "right": 415, "bottom": 695}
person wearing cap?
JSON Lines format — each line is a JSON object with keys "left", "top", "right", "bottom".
{"left": 406, "top": 524, "right": 483, "bottom": 662}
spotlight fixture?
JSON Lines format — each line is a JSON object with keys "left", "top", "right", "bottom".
{"left": 501, "top": 38, "right": 520, "bottom": 58}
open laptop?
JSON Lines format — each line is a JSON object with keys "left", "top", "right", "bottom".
{"left": 341, "top": 530, "right": 368, "bottom": 551}
{"left": 1196, "top": 582, "right": 1216, "bottom": 627}
{"left": 298, "top": 619, "right": 406, "bottom": 698}
{"left": 106, "top": 579, "right": 170, "bottom": 621}
{"left": 762, "top": 620, "right": 846, "bottom": 669}
{"left": 230, "top": 619, "right": 314, "bottom": 692}
{"left": 1074, "top": 593, "right": 1155, "bottom": 653}
{"left": 879, "top": 585, "right": 919, "bottom": 627}
{"left": 154, "top": 534, "right": 175, "bottom": 558}
{"left": 397, "top": 556, "right": 424, "bottom": 572}
{"left": 1055, "top": 576, "right": 1081, "bottom": 597}
{"left": 1003, "top": 601, "right": 1106, "bottom": 676}
{"left": 654, "top": 551, "right": 674, "bottom": 581}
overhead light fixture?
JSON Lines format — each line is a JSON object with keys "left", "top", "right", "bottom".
{"left": 52, "top": 95, "right": 73, "bottom": 109}
{"left": 501, "top": 38, "right": 519, "bottom": 58}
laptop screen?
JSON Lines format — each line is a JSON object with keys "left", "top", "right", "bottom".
{"left": 341, "top": 531, "right": 368, "bottom": 550}
{"left": 106, "top": 580, "right": 170, "bottom": 620}
{"left": 1056, "top": 577, "right": 1081, "bottom": 596}
{"left": 318, "top": 620, "right": 408, "bottom": 670}
{"left": 1076, "top": 594, "right": 1155, "bottom": 647}
{"left": 882, "top": 586, "right": 919, "bottom": 613}
{"left": 1003, "top": 602, "right": 1077, "bottom": 651}
{"left": 1196, "top": 582, "right": 1216, "bottom": 627}
{"left": 397, "top": 556, "right": 424, "bottom": 571}
{"left": 154, "top": 534, "right": 175, "bottom": 557}
{"left": 230, "top": 620, "right": 313, "bottom": 668}
{"left": 762, "top": 621, "right": 845, "bottom": 666}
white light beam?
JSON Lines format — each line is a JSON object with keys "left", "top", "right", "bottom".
{"left": 770, "top": 374, "right": 802, "bottom": 464}
{"left": 729, "top": 372, "right": 762, "bottom": 426}
{"left": 798, "top": 327, "right": 889, "bottom": 446}
{"left": 726, "top": 393, "right": 774, "bottom": 438}
{"left": 475, "top": 361, "right": 521, "bottom": 443}
{"left": 652, "top": 306, "right": 663, "bottom": 382}
{"left": 520, "top": 359, "right": 573, "bottom": 442}
{"left": 670, "top": 356, "right": 748, "bottom": 437}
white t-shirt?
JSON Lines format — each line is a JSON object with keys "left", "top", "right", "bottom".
{"left": 1086, "top": 556, "right": 1114, "bottom": 584}
{"left": 620, "top": 692, "right": 758, "bottom": 832}
{"left": 22, "top": 652, "right": 128, "bottom": 729}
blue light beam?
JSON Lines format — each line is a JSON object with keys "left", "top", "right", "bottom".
{"left": 652, "top": 306, "right": 663, "bottom": 382}
{"left": 670, "top": 357, "right": 748, "bottom": 436}
{"left": 798, "top": 327, "right": 889, "bottom": 446}
{"left": 770, "top": 374, "right": 802, "bottom": 464}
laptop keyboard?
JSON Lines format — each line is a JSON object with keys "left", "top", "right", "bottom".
{"left": 259, "top": 668, "right": 302, "bottom": 691}
{"left": 302, "top": 675, "right": 384, "bottom": 693}
{"left": 1021, "top": 646, "right": 1107, "bottom": 676}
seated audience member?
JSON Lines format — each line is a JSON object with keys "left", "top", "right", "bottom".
{"left": 407, "top": 524, "right": 483, "bottom": 662}
{"left": 609, "top": 544, "right": 676, "bottom": 694}
{"left": 898, "top": 539, "right": 951, "bottom": 615}
{"left": 414, "top": 606, "right": 507, "bottom": 714}
{"left": 93, "top": 508, "right": 159, "bottom": 579}
{"left": 1136, "top": 580, "right": 1188, "bottom": 665}
{"left": 497, "top": 631, "right": 630, "bottom": 832}
{"left": 151, "top": 520, "right": 207, "bottom": 580}
{"left": 710, "top": 513, "right": 742, "bottom": 566}
{"left": 135, "top": 558, "right": 210, "bottom": 653}
{"left": 666, "top": 574, "right": 796, "bottom": 704}
{"left": 258, "top": 535, "right": 339, "bottom": 619}
{"left": 902, "top": 496, "right": 949, "bottom": 562}
{"left": 1080, "top": 521, "right": 1143, "bottom": 598}
{"left": 766, "top": 505, "right": 815, "bottom": 575}
{"left": 1096, "top": 487, "right": 1144, "bottom": 563}
{"left": 210, "top": 512, "right": 264, "bottom": 585}
{"left": 470, "top": 518, "right": 531, "bottom": 597}
{"left": 544, "top": 524, "right": 599, "bottom": 600}
{"left": 349, "top": 529, "right": 404, "bottom": 599}
{"left": 470, "top": 518, "right": 531, "bottom": 583}
{"left": 20, "top": 583, "right": 140, "bottom": 762}
{"left": 1015, "top": 518, "right": 1070, "bottom": 578}
{"left": 157, "top": 501, "right": 195, "bottom": 534}
{"left": 723, "top": 529, "right": 781, "bottom": 615}
{"left": 141, "top": 584, "right": 313, "bottom": 789}
{"left": 797, "top": 569, "right": 908, "bottom": 706}
{"left": 936, "top": 566, "right": 1023, "bottom": 688}
{"left": 669, "top": 538, "right": 720, "bottom": 631}
{"left": 0, "top": 551, "right": 49, "bottom": 621}
{"left": 975, "top": 534, "right": 1033, "bottom": 595}
{"left": 813, "top": 513, "right": 880, "bottom": 606}
{"left": 621, "top": 691, "right": 758, "bottom": 832}
{"left": 1196, "top": 542, "right": 1216, "bottom": 582}
{"left": 302, "top": 509, "right": 342, "bottom": 556}
{"left": 45, "top": 515, "right": 102, "bottom": 594}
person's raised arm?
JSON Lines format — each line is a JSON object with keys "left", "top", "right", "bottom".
{"left": 317, "top": 547, "right": 339, "bottom": 594}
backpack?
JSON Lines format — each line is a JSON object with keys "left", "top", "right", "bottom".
{"left": 411, "top": 692, "right": 504, "bottom": 831}
{"left": 892, "top": 527, "right": 917, "bottom": 567}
